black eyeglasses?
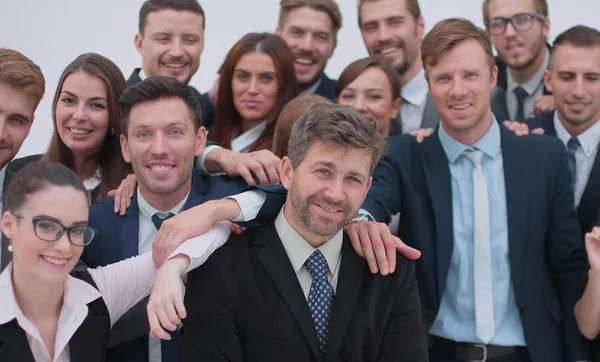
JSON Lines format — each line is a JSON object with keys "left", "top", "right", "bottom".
{"left": 485, "top": 13, "right": 546, "bottom": 35}
{"left": 14, "top": 215, "right": 97, "bottom": 246}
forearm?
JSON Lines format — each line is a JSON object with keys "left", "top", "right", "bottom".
{"left": 575, "top": 269, "right": 600, "bottom": 340}
{"left": 203, "top": 147, "right": 229, "bottom": 174}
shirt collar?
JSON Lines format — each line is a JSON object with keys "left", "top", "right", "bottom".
{"left": 554, "top": 112, "right": 600, "bottom": 157}
{"left": 0, "top": 165, "right": 7, "bottom": 204}
{"left": 274, "top": 206, "right": 343, "bottom": 276}
{"left": 300, "top": 76, "right": 323, "bottom": 96}
{"left": 137, "top": 188, "right": 190, "bottom": 219}
{"left": 138, "top": 68, "right": 147, "bottom": 81}
{"left": 401, "top": 69, "right": 429, "bottom": 106}
{"left": 507, "top": 48, "right": 549, "bottom": 95}
{"left": 231, "top": 121, "right": 268, "bottom": 152}
{"left": 438, "top": 114, "right": 502, "bottom": 164}
{"left": 0, "top": 263, "right": 101, "bottom": 325}
{"left": 82, "top": 167, "right": 101, "bottom": 192}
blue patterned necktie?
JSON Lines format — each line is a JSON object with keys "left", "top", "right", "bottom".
{"left": 305, "top": 251, "right": 334, "bottom": 358}
{"left": 567, "top": 137, "right": 580, "bottom": 191}
{"left": 152, "top": 212, "right": 179, "bottom": 362}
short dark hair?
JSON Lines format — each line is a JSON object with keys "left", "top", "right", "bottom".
{"left": 119, "top": 76, "right": 202, "bottom": 137}
{"left": 5, "top": 162, "right": 88, "bottom": 214}
{"left": 482, "top": 0, "right": 548, "bottom": 23}
{"left": 422, "top": 18, "right": 495, "bottom": 78}
{"left": 279, "top": 0, "right": 343, "bottom": 41}
{"left": 552, "top": 25, "right": 600, "bottom": 53}
{"left": 358, "top": 0, "right": 421, "bottom": 27}
{"left": 0, "top": 48, "right": 45, "bottom": 105}
{"left": 287, "top": 102, "right": 387, "bottom": 173}
{"left": 138, "top": 0, "right": 205, "bottom": 35}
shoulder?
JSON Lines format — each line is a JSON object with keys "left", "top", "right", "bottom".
{"left": 384, "top": 134, "right": 422, "bottom": 161}
{"left": 524, "top": 111, "right": 553, "bottom": 130}
{"left": 88, "top": 197, "right": 121, "bottom": 225}
{"left": 7, "top": 154, "right": 42, "bottom": 172}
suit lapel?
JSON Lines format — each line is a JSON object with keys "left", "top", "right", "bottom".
{"left": 500, "top": 128, "right": 529, "bottom": 294}
{"left": 491, "top": 87, "right": 510, "bottom": 122}
{"left": 578, "top": 150, "right": 600, "bottom": 232}
{"left": 540, "top": 112, "right": 557, "bottom": 137}
{"left": 0, "top": 320, "right": 36, "bottom": 362}
{"left": 182, "top": 172, "right": 209, "bottom": 211}
{"left": 120, "top": 192, "right": 140, "bottom": 259}
{"left": 255, "top": 224, "right": 322, "bottom": 361}
{"left": 324, "top": 235, "right": 364, "bottom": 362}
{"left": 421, "top": 135, "right": 454, "bottom": 300}
{"left": 420, "top": 93, "right": 440, "bottom": 129}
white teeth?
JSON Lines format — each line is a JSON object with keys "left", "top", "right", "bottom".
{"left": 380, "top": 47, "right": 399, "bottom": 54}
{"left": 42, "top": 256, "right": 68, "bottom": 265}
{"left": 70, "top": 128, "right": 90, "bottom": 135}
{"left": 295, "top": 58, "right": 313, "bottom": 65}
{"left": 151, "top": 165, "right": 172, "bottom": 172}
{"left": 451, "top": 104, "right": 470, "bottom": 110}
{"left": 319, "top": 205, "right": 341, "bottom": 213}
{"left": 164, "top": 63, "right": 186, "bottom": 69}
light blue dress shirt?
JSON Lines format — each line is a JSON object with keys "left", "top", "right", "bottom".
{"left": 428, "top": 119, "right": 526, "bottom": 346}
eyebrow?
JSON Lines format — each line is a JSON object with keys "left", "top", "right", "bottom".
{"left": 234, "top": 69, "right": 276, "bottom": 76}
{"left": 132, "top": 121, "right": 188, "bottom": 132}
{"left": 313, "top": 161, "right": 368, "bottom": 181}
{"left": 343, "top": 86, "right": 384, "bottom": 93}
{"left": 61, "top": 90, "right": 107, "bottom": 103}
{"left": 33, "top": 214, "right": 88, "bottom": 226}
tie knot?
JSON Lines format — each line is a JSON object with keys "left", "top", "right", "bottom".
{"left": 463, "top": 149, "right": 484, "bottom": 168}
{"left": 152, "top": 212, "right": 175, "bottom": 230}
{"left": 514, "top": 86, "right": 528, "bottom": 102}
{"left": 305, "top": 251, "right": 329, "bottom": 281}
{"left": 567, "top": 137, "right": 580, "bottom": 150}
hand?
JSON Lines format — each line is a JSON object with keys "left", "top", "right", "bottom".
{"left": 344, "top": 221, "right": 421, "bottom": 275}
{"left": 208, "top": 148, "right": 282, "bottom": 185}
{"left": 220, "top": 220, "right": 246, "bottom": 235}
{"left": 107, "top": 174, "right": 137, "bottom": 215}
{"left": 586, "top": 227, "right": 600, "bottom": 272}
{"left": 410, "top": 128, "right": 435, "bottom": 144}
{"left": 208, "top": 76, "right": 220, "bottom": 106}
{"left": 502, "top": 120, "right": 544, "bottom": 136}
{"left": 148, "top": 255, "right": 189, "bottom": 340}
{"left": 530, "top": 95, "right": 555, "bottom": 116}
{"left": 152, "top": 199, "right": 241, "bottom": 268}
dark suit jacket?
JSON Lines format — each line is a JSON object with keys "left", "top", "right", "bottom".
{"left": 526, "top": 111, "right": 600, "bottom": 235}
{"left": 127, "top": 68, "right": 214, "bottom": 131}
{"left": 389, "top": 92, "right": 440, "bottom": 136}
{"left": 199, "top": 73, "right": 338, "bottom": 130}
{"left": 0, "top": 155, "right": 42, "bottom": 272}
{"left": 181, "top": 223, "right": 428, "bottom": 362}
{"left": 82, "top": 171, "right": 248, "bottom": 362}
{"left": 491, "top": 46, "right": 552, "bottom": 122}
{"left": 361, "top": 126, "right": 588, "bottom": 361}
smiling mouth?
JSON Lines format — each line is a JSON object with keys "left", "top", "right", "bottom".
{"left": 41, "top": 255, "right": 69, "bottom": 266}
{"left": 68, "top": 127, "right": 92, "bottom": 135}
{"left": 450, "top": 103, "right": 472, "bottom": 110}
{"left": 314, "top": 202, "right": 343, "bottom": 214}
{"left": 148, "top": 165, "right": 174, "bottom": 172}
{"left": 378, "top": 47, "right": 400, "bottom": 55}
{"left": 163, "top": 63, "right": 188, "bottom": 70}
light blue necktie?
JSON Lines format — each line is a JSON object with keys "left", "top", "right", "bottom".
{"left": 567, "top": 137, "right": 580, "bottom": 191}
{"left": 305, "top": 251, "right": 334, "bottom": 357}
{"left": 464, "top": 150, "right": 495, "bottom": 344}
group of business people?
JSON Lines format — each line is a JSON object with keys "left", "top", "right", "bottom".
{"left": 2, "top": 0, "right": 600, "bottom": 361}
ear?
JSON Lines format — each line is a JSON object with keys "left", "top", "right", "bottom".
{"left": 120, "top": 134, "right": 132, "bottom": 164}
{"left": 416, "top": 16, "right": 425, "bottom": 38}
{"left": 390, "top": 97, "right": 402, "bottom": 120}
{"left": 134, "top": 33, "right": 144, "bottom": 54}
{"left": 542, "top": 16, "right": 550, "bottom": 38}
{"left": 2, "top": 211, "right": 16, "bottom": 240}
{"left": 490, "top": 65, "right": 499, "bottom": 91}
{"left": 361, "top": 176, "right": 373, "bottom": 204}
{"left": 194, "top": 126, "right": 207, "bottom": 157}
{"left": 274, "top": 26, "right": 282, "bottom": 37}
{"left": 280, "top": 156, "right": 295, "bottom": 191}
{"left": 543, "top": 68, "right": 553, "bottom": 93}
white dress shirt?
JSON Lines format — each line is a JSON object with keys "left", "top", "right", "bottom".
{"left": 231, "top": 121, "right": 267, "bottom": 153}
{"left": 400, "top": 69, "right": 429, "bottom": 134}
{"left": 506, "top": 49, "right": 549, "bottom": 121}
{"left": 0, "top": 223, "right": 231, "bottom": 362}
{"left": 274, "top": 207, "right": 342, "bottom": 297}
{"left": 554, "top": 113, "right": 600, "bottom": 207}
{"left": 300, "top": 76, "right": 323, "bottom": 96}
{"left": 0, "top": 165, "right": 6, "bottom": 266}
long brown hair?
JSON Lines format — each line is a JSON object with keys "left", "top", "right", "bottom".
{"left": 209, "top": 32, "right": 299, "bottom": 151}
{"left": 42, "top": 53, "right": 132, "bottom": 203}
{"left": 336, "top": 56, "right": 401, "bottom": 101}
{"left": 272, "top": 94, "right": 330, "bottom": 158}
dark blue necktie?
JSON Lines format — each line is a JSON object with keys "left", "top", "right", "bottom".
{"left": 514, "top": 86, "right": 528, "bottom": 123}
{"left": 305, "top": 251, "right": 334, "bottom": 358}
{"left": 151, "top": 212, "right": 179, "bottom": 362}
{"left": 567, "top": 137, "right": 580, "bottom": 191}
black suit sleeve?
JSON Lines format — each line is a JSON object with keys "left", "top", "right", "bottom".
{"left": 376, "top": 258, "right": 429, "bottom": 362}
{"left": 545, "top": 143, "right": 589, "bottom": 360}
{"left": 181, "top": 260, "right": 243, "bottom": 362}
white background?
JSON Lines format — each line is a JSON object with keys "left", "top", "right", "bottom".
{"left": 1, "top": 0, "right": 597, "bottom": 157}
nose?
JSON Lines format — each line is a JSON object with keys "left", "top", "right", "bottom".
{"left": 504, "top": 20, "right": 518, "bottom": 37}
{"left": 353, "top": 95, "right": 369, "bottom": 113}
{"left": 297, "top": 34, "right": 313, "bottom": 51}
{"left": 322, "top": 176, "right": 345, "bottom": 204}
{"left": 450, "top": 77, "right": 467, "bottom": 98}
{"left": 573, "top": 77, "right": 586, "bottom": 98}
{"left": 168, "top": 39, "right": 185, "bottom": 58}
{"left": 73, "top": 104, "right": 87, "bottom": 122}
{"left": 376, "top": 24, "right": 392, "bottom": 43}
{"left": 150, "top": 132, "right": 169, "bottom": 156}
{"left": 0, "top": 118, "right": 8, "bottom": 141}
{"left": 52, "top": 231, "right": 72, "bottom": 253}
{"left": 247, "top": 77, "right": 259, "bottom": 95}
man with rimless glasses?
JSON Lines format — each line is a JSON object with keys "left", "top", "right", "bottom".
{"left": 484, "top": 0, "right": 554, "bottom": 123}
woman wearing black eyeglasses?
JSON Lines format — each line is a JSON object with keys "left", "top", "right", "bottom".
{"left": 0, "top": 162, "right": 230, "bottom": 361}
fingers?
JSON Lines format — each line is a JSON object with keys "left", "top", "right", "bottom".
{"left": 411, "top": 128, "right": 434, "bottom": 144}
{"left": 108, "top": 190, "right": 116, "bottom": 197}
{"left": 531, "top": 127, "right": 545, "bottom": 135}
{"left": 502, "top": 120, "right": 529, "bottom": 136}
{"left": 356, "top": 224, "right": 378, "bottom": 273}
{"left": 148, "top": 307, "right": 172, "bottom": 340}
{"left": 366, "top": 224, "right": 390, "bottom": 275}
{"left": 238, "top": 167, "right": 257, "bottom": 186}
{"left": 346, "top": 223, "right": 366, "bottom": 258}
{"left": 395, "top": 237, "right": 422, "bottom": 260}
{"left": 220, "top": 221, "right": 245, "bottom": 235}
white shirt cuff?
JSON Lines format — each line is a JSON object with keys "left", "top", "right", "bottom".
{"left": 228, "top": 190, "right": 267, "bottom": 222}
{"left": 196, "top": 144, "right": 225, "bottom": 176}
{"left": 167, "top": 223, "right": 232, "bottom": 273}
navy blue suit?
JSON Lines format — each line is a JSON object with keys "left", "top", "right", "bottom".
{"left": 82, "top": 171, "right": 248, "bottom": 362}
{"left": 525, "top": 111, "right": 600, "bottom": 236}
{"left": 362, "top": 127, "right": 588, "bottom": 361}
{"left": 200, "top": 73, "right": 337, "bottom": 129}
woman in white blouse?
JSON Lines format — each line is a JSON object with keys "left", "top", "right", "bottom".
{"left": 0, "top": 161, "right": 230, "bottom": 361}
{"left": 208, "top": 33, "right": 299, "bottom": 153}
{"left": 40, "top": 53, "right": 132, "bottom": 203}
